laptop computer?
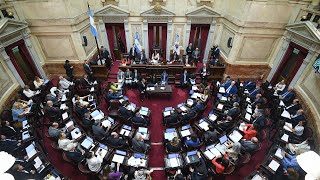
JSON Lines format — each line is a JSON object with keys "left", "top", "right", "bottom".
{"left": 219, "top": 135, "right": 228, "bottom": 144}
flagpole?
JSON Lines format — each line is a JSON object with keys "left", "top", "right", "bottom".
{"left": 88, "top": 2, "right": 102, "bottom": 64}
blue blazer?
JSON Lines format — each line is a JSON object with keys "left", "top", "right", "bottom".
{"left": 225, "top": 85, "right": 238, "bottom": 97}
{"left": 180, "top": 73, "right": 190, "bottom": 84}
{"left": 280, "top": 90, "right": 295, "bottom": 103}
{"left": 249, "top": 88, "right": 261, "bottom": 99}
{"left": 244, "top": 81, "right": 256, "bottom": 91}
{"left": 185, "top": 138, "right": 200, "bottom": 147}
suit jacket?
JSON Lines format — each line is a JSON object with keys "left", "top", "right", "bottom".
{"left": 165, "top": 111, "right": 179, "bottom": 125}
{"left": 48, "top": 126, "right": 62, "bottom": 139}
{"left": 64, "top": 63, "right": 73, "bottom": 77}
{"left": 75, "top": 105, "right": 88, "bottom": 117}
{"left": 0, "top": 126, "right": 17, "bottom": 138}
{"left": 0, "top": 139, "right": 18, "bottom": 153}
{"left": 92, "top": 125, "right": 108, "bottom": 140}
{"left": 186, "top": 46, "right": 194, "bottom": 56}
{"left": 225, "top": 85, "right": 238, "bottom": 97}
{"left": 227, "top": 107, "right": 240, "bottom": 118}
{"left": 45, "top": 106, "right": 62, "bottom": 117}
{"left": 129, "top": 47, "right": 136, "bottom": 60}
{"left": 180, "top": 73, "right": 190, "bottom": 85}
{"left": 181, "top": 111, "right": 196, "bottom": 123}
{"left": 286, "top": 104, "right": 300, "bottom": 115}
{"left": 240, "top": 140, "right": 258, "bottom": 153}
{"left": 166, "top": 142, "right": 181, "bottom": 153}
{"left": 198, "top": 68, "right": 209, "bottom": 79}
{"left": 83, "top": 64, "right": 92, "bottom": 75}
{"left": 132, "top": 138, "right": 148, "bottom": 153}
{"left": 160, "top": 73, "right": 169, "bottom": 85}
{"left": 249, "top": 88, "right": 262, "bottom": 99}
{"left": 119, "top": 106, "right": 133, "bottom": 119}
{"left": 132, "top": 116, "right": 146, "bottom": 124}
{"left": 244, "top": 81, "right": 256, "bottom": 91}
{"left": 192, "top": 103, "right": 205, "bottom": 113}
{"left": 252, "top": 115, "right": 265, "bottom": 130}
{"left": 192, "top": 50, "right": 200, "bottom": 60}
{"left": 137, "top": 81, "right": 146, "bottom": 92}
{"left": 66, "top": 150, "right": 84, "bottom": 163}
{"left": 290, "top": 114, "right": 305, "bottom": 126}
{"left": 132, "top": 72, "right": 141, "bottom": 82}
{"left": 101, "top": 49, "right": 110, "bottom": 59}
{"left": 140, "top": 52, "right": 147, "bottom": 64}
{"left": 107, "top": 136, "right": 127, "bottom": 147}
{"left": 280, "top": 90, "right": 295, "bottom": 103}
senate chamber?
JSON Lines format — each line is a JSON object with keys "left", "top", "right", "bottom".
{"left": 1, "top": 0, "right": 320, "bottom": 180}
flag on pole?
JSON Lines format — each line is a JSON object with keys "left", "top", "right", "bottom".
{"left": 88, "top": 3, "right": 98, "bottom": 37}
{"left": 135, "top": 32, "right": 142, "bottom": 54}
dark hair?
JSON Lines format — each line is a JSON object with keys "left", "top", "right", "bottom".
{"left": 65, "top": 60, "right": 70, "bottom": 63}
{"left": 174, "top": 174, "right": 185, "bottom": 180}
{"left": 84, "top": 152, "right": 93, "bottom": 159}
{"left": 221, "top": 157, "right": 229, "bottom": 167}
{"left": 190, "top": 134, "right": 198, "bottom": 142}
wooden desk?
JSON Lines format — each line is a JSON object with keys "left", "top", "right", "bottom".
{"left": 91, "top": 65, "right": 109, "bottom": 79}
{"left": 119, "top": 63, "right": 196, "bottom": 75}
{"left": 146, "top": 85, "right": 172, "bottom": 99}
{"left": 208, "top": 65, "right": 226, "bottom": 81}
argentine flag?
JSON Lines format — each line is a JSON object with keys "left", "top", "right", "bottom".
{"left": 135, "top": 32, "right": 142, "bottom": 55}
{"left": 88, "top": 4, "right": 98, "bottom": 37}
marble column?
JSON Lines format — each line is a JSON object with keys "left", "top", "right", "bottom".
{"left": 143, "top": 19, "right": 149, "bottom": 59}
{"left": 23, "top": 33, "right": 47, "bottom": 79}
{"left": 0, "top": 47, "right": 25, "bottom": 87}
{"left": 289, "top": 49, "right": 317, "bottom": 88}
{"left": 166, "top": 18, "right": 173, "bottom": 61}
{"left": 184, "top": 19, "right": 191, "bottom": 54}
{"left": 98, "top": 19, "right": 110, "bottom": 53}
{"left": 203, "top": 19, "right": 216, "bottom": 64}
{"left": 267, "top": 36, "right": 291, "bottom": 81}
{"left": 124, "top": 18, "right": 131, "bottom": 52}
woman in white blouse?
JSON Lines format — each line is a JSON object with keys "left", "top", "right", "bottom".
{"left": 23, "top": 85, "right": 36, "bottom": 99}
{"left": 33, "top": 76, "right": 44, "bottom": 89}
{"left": 85, "top": 151, "right": 103, "bottom": 172}
{"left": 58, "top": 132, "right": 78, "bottom": 151}
{"left": 274, "top": 80, "right": 286, "bottom": 93}
{"left": 72, "top": 94, "right": 89, "bottom": 106}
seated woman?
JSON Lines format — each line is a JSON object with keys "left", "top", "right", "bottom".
{"left": 211, "top": 154, "right": 229, "bottom": 174}
{"left": 286, "top": 139, "right": 310, "bottom": 155}
{"left": 33, "top": 76, "right": 44, "bottom": 89}
{"left": 166, "top": 137, "right": 182, "bottom": 153}
{"left": 274, "top": 80, "right": 286, "bottom": 93}
{"left": 243, "top": 124, "right": 258, "bottom": 140}
{"left": 185, "top": 133, "right": 200, "bottom": 147}
{"left": 100, "top": 163, "right": 123, "bottom": 180}
{"left": 72, "top": 94, "right": 89, "bottom": 106}
{"left": 58, "top": 132, "right": 78, "bottom": 151}
{"left": 225, "top": 142, "right": 241, "bottom": 163}
{"left": 151, "top": 50, "right": 160, "bottom": 64}
{"left": 85, "top": 151, "right": 104, "bottom": 172}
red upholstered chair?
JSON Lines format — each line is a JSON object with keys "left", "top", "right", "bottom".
{"left": 108, "top": 100, "right": 120, "bottom": 119}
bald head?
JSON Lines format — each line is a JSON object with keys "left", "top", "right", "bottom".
{"left": 47, "top": 100, "right": 53, "bottom": 107}
{"left": 251, "top": 137, "right": 258, "bottom": 143}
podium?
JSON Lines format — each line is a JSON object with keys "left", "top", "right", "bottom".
{"left": 91, "top": 65, "right": 109, "bottom": 79}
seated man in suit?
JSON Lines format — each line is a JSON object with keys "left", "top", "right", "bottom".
{"left": 192, "top": 100, "right": 205, "bottom": 114}
{"left": 160, "top": 70, "right": 169, "bottom": 85}
{"left": 0, "top": 134, "right": 21, "bottom": 153}
{"left": 180, "top": 110, "right": 196, "bottom": 124}
{"left": 132, "top": 133, "right": 149, "bottom": 153}
{"left": 251, "top": 111, "right": 266, "bottom": 130}
{"left": 164, "top": 109, "right": 179, "bottom": 126}
{"left": 248, "top": 85, "right": 262, "bottom": 100}
{"left": 132, "top": 69, "right": 140, "bottom": 87}
{"left": 185, "top": 133, "right": 200, "bottom": 147}
{"left": 124, "top": 68, "right": 133, "bottom": 87}
{"left": 45, "top": 100, "right": 66, "bottom": 118}
{"left": 180, "top": 70, "right": 190, "bottom": 89}
{"left": 286, "top": 99, "right": 301, "bottom": 115}
{"left": 139, "top": 50, "right": 147, "bottom": 64}
{"left": 190, "top": 152, "right": 208, "bottom": 179}
{"left": 119, "top": 106, "right": 134, "bottom": 119}
{"left": 224, "top": 80, "right": 238, "bottom": 97}
{"left": 74, "top": 101, "right": 89, "bottom": 118}
{"left": 216, "top": 116, "right": 234, "bottom": 131}
{"left": 82, "top": 112, "right": 93, "bottom": 127}
{"left": 107, "top": 132, "right": 128, "bottom": 147}
{"left": 132, "top": 112, "right": 147, "bottom": 124}
{"left": 279, "top": 88, "right": 295, "bottom": 106}
{"left": 80, "top": 74, "right": 93, "bottom": 88}
{"left": 117, "top": 69, "right": 125, "bottom": 88}
{"left": 243, "top": 80, "right": 256, "bottom": 92}
{"left": 0, "top": 121, "right": 18, "bottom": 138}
{"left": 48, "top": 122, "right": 66, "bottom": 139}
{"left": 225, "top": 102, "right": 240, "bottom": 118}
{"left": 252, "top": 94, "right": 263, "bottom": 107}
{"left": 10, "top": 163, "right": 36, "bottom": 180}
{"left": 65, "top": 143, "right": 85, "bottom": 163}
{"left": 183, "top": 54, "right": 191, "bottom": 66}
{"left": 92, "top": 122, "right": 109, "bottom": 140}
{"left": 289, "top": 109, "right": 306, "bottom": 127}
{"left": 229, "top": 94, "right": 240, "bottom": 105}
{"left": 240, "top": 137, "right": 259, "bottom": 153}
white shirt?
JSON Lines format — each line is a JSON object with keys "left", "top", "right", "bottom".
{"left": 294, "top": 125, "right": 304, "bottom": 136}
{"left": 34, "top": 79, "right": 44, "bottom": 89}
{"left": 87, "top": 155, "right": 103, "bottom": 172}
{"left": 59, "top": 78, "right": 72, "bottom": 90}
{"left": 58, "top": 138, "right": 77, "bottom": 151}
{"left": 23, "top": 89, "right": 36, "bottom": 98}
{"left": 275, "top": 83, "right": 286, "bottom": 92}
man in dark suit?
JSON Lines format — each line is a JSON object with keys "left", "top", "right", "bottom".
{"left": 45, "top": 100, "right": 65, "bottom": 118}
{"left": 252, "top": 111, "right": 266, "bottom": 130}
{"left": 186, "top": 43, "right": 194, "bottom": 57}
{"left": 243, "top": 80, "right": 256, "bottom": 91}
{"left": 139, "top": 49, "right": 147, "bottom": 64}
{"left": 164, "top": 110, "right": 179, "bottom": 126}
{"left": 160, "top": 70, "right": 169, "bottom": 85}
{"left": 192, "top": 101, "right": 205, "bottom": 113}
{"left": 65, "top": 143, "right": 85, "bottom": 163}
{"left": 129, "top": 44, "right": 136, "bottom": 61}
{"left": 92, "top": 122, "right": 108, "bottom": 140}
{"left": 190, "top": 152, "right": 208, "bottom": 180}
{"left": 240, "top": 137, "right": 259, "bottom": 153}
{"left": 10, "top": 163, "right": 36, "bottom": 180}
{"left": 132, "top": 112, "right": 147, "bottom": 124}
{"left": 252, "top": 94, "right": 263, "bottom": 107}
{"left": 80, "top": 74, "right": 92, "bottom": 88}
{"left": 226, "top": 102, "right": 240, "bottom": 118}
{"left": 119, "top": 106, "right": 134, "bottom": 119}
{"left": 249, "top": 86, "right": 262, "bottom": 100}
{"left": 224, "top": 81, "right": 238, "bottom": 97}
{"left": 124, "top": 68, "right": 133, "bottom": 87}
{"left": 289, "top": 109, "right": 305, "bottom": 126}
{"left": 83, "top": 60, "right": 93, "bottom": 81}
{"left": 137, "top": 78, "right": 147, "bottom": 101}
{"left": 64, "top": 60, "right": 73, "bottom": 79}
{"left": 0, "top": 134, "right": 21, "bottom": 153}
{"left": 0, "top": 121, "right": 18, "bottom": 138}
{"left": 180, "top": 110, "right": 196, "bottom": 124}
{"left": 286, "top": 99, "right": 301, "bottom": 115}
{"left": 132, "top": 69, "right": 140, "bottom": 87}
{"left": 100, "top": 46, "right": 110, "bottom": 60}
{"left": 132, "top": 133, "right": 149, "bottom": 153}
{"left": 279, "top": 88, "right": 295, "bottom": 106}
{"left": 107, "top": 132, "right": 128, "bottom": 147}
{"left": 198, "top": 64, "right": 209, "bottom": 84}
{"left": 180, "top": 70, "right": 190, "bottom": 89}
{"left": 192, "top": 47, "right": 200, "bottom": 66}
{"left": 74, "top": 101, "right": 89, "bottom": 118}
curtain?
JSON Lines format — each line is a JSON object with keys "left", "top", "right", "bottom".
{"left": 148, "top": 25, "right": 154, "bottom": 58}
{"left": 106, "top": 24, "right": 115, "bottom": 60}
{"left": 189, "top": 25, "right": 196, "bottom": 45}
{"left": 161, "top": 25, "right": 167, "bottom": 60}
{"left": 288, "top": 51, "right": 307, "bottom": 83}
{"left": 119, "top": 25, "right": 127, "bottom": 53}
{"left": 199, "top": 25, "right": 209, "bottom": 61}
{"left": 20, "top": 41, "right": 40, "bottom": 76}
{"left": 271, "top": 45, "right": 293, "bottom": 84}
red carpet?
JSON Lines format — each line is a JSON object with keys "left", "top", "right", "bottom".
{"left": 41, "top": 62, "right": 276, "bottom": 180}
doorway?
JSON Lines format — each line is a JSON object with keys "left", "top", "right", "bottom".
{"left": 271, "top": 42, "right": 308, "bottom": 85}
{"left": 148, "top": 23, "right": 167, "bottom": 59}
{"left": 189, "top": 24, "right": 210, "bottom": 61}
{"left": 5, "top": 39, "right": 39, "bottom": 84}
{"left": 105, "top": 23, "right": 127, "bottom": 60}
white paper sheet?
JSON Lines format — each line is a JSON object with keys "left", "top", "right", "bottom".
{"left": 163, "top": 111, "right": 171, "bottom": 117}
{"left": 245, "top": 113, "right": 251, "bottom": 121}
{"left": 219, "top": 87, "right": 226, "bottom": 93}
{"left": 81, "top": 138, "right": 93, "bottom": 149}
{"left": 209, "top": 114, "right": 218, "bottom": 121}
{"left": 246, "top": 97, "right": 251, "bottom": 103}
{"left": 281, "top": 110, "right": 291, "bottom": 119}
{"left": 238, "top": 123, "right": 247, "bottom": 132}
{"left": 112, "top": 154, "right": 125, "bottom": 164}
{"left": 204, "top": 150, "right": 215, "bottom": 160}
{"left": 246, "top": 107, "right": 252, "bottom": 114}
{"left": 268, "top": 160, "right": 280, "bottom": 172}
{"left": 62, "top": 112, "right": 68, "bottom": 120}
{"left": 60, "top": 104, "right": 66, "bottom": 110}
{"left": 280, "top": 100, "right": 285, "bottom": 106}
{"left": 221, "top": 96, "right": 227, "bottom": 101}
{"left": 71, "top": 128, "right": 81, "bottom": 139}
{"left": 102, "top": 120, "right": 111, "bottom": 128}
{"left": 275, "top": 148, "right": 283, "bottom": 159}
{"left": 281, "top": 134, "right": 289, "bottom": 142}
{"left": 164, "top": 132, "right": 176, "bottom": 141}
{"left": 217, "top": 104, "right": 224, "bottom": 110}
{"left": 180, "top": 129, "right": 191, "bottom": 137}
{"left": 120, "top": 129, "right": 130, "bottom": 136}
{"left": 209, "top": 147, "right": 221, "bottom": 157}
{"left": 229, "top": 130, "right": 243, "bottom": 143}
{"left": 95, "top": 148, "right": 107, "bottom": 158}
{"left": 180, "top": 106, "right": 187, "bottom": 112}
{"left": 283, "top": 122, "right": 293, "bottom": 132}
{"left": 168, "top": 158, "right": 180, "bottom": 167}
{"left": 199, "top": 121, "right": 209, "bottom": 131}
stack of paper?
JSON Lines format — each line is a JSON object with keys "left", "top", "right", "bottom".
{"left": 112, "top": 154, "right": 125, "bottom": 164}
{"left": 246, "top": 107, "right": 252, "bottom": 114}
{"left": 283, "top": 122, "right": 293, "bottom": 132}
{"left": 238, "top": 123, "right": 247, "bottom": 132}
{"left": 26, "top": 144, "right": 37, "bottom": 159}
{"left": 246, "top": 97, "right": 251, "bottom": 103}
{"left": 275, "top": 148, "right": 284, "bottom": 159}
{"left": 187, "top": 99, "right": 194, "bottom": 107}
{"left": 217, "top": 104, "right": 224, "bottom": 110}
{"left": 245, "top": 113, "right": 251, "bottom": 121}
{"left": 221, "top": 96, "right": 228, "bottom": 101}
{"left": 268, "top": 160, "right": 280, "bottom": 172}
{"left": 180, "top": 130, "right": 191, "bottom": 137}
{"left": 281, "top": 110, "right": 291, "bottom": 119}
{"left": 91, "top": 110, "right": 104, "bottom": 120}
{"left": 60, "top": 104, "right": 66, "bottom": 110}
{"left": 219, "top": 87, "right": 226, "bottom": 93}
{"left": 102, "top": 120, "right": 112, "bottom": 128}
{"left": 163, "top": 111, "right": 171, "bottom": 117}
{"left": 199, "top": 121, "right": 209, "bottom": 131}
{"left": 229, "top": 130, "right": 243, "bottom": 143}
{"left": 209, "top": 114, "right": 218, "bottom": 122}
{"left": 281, "top": 134, "right": 289, "bottom": 142}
